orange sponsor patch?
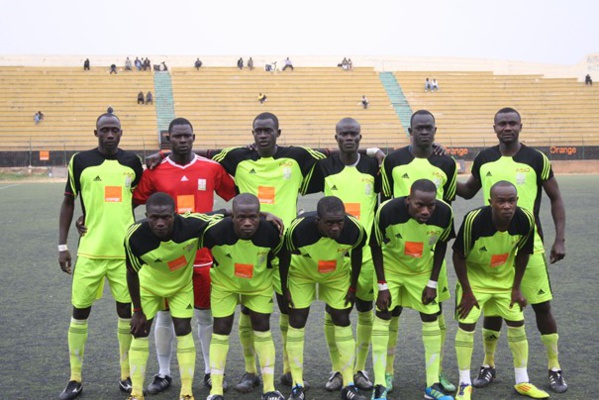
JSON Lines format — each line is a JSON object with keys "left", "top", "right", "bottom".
{"left": 167, "top": 255, "right": 188, "bottom": 271}
{"left": 490, "top": 253, "right": 509, "bottom": 268}
{"left": 234, "top": 263, "right": 254, "bottom": 279}
{"left": 344, "top": 203, "right": 361, "bottom": 220}
{"left": 177, "top": 195, "right": 195, "bottom": 213}
{"left": 404, "top": 241, "right": 424, "bottom": 258}
{"left": 104, "top": 186, "right": 122, "bottom": 202}
{"left": 257, "top": 186, "right": 276, "bottom": 204}
{"left": 318, "top": 260, "right": 337, "bottom": 274}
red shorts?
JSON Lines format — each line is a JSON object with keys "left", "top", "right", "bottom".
{"left": 193, "top": 265, "right": 211, "bottom": 309}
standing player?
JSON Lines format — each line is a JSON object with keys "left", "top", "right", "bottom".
{"left": 456, "top": 107, "right": 567, "bottom": 393}
{"left": 202, "top": 193, "right": 286, "bottom": 400}
{"left": 379, "top": 110, "right": 457, "bottom": 393}
{"left": 124, "top": 192, "right": 224, "bottom": 400}
{"left": 303, "top": 117, "right": 379, "bottom": 391}
{"left": 133, "top": 118, "right": 236, "bottom": 394}
{"left": 370, "top": 179, "right": 454, "bottom": 400}
{"left": 452, "top": 181, "right": 549, "bottom": 400}
{"left": 280, "top": 196, "right": 368, "bottom": 400}
{"left": 58, "top": 112, "right": 143, "bottom": 400}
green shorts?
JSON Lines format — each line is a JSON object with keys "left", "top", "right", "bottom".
{"left": 72, "top": 256, "right": 130, "bottom": 308}
{"left": 211, "top": 285, "right": 274, "bottom": 318}
{"left": 376, "top": 270, "right": 440, "bottom": 315}
{"left": 520, "top": 248, "right": 553, "bottom": 305}
{"left": 288, "top": 270, "right": 351, "bottom": 310}
{"left": 455, "top": 284, "right": 524, "bottom": 324}
{"left": 141, "top": 281, "right": 194, "bottom": 320}
{"left": 396, "top": 259, "right": 450, "bottom": 307}
{"left": 356, "top": 254, "right": 375, "bottom": 302}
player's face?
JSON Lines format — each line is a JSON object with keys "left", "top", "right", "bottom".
{"left": 232, "top": 203, "right": 261, "bottom": 239}
{"left": 494, "top": 112, "right": 522, "bottom": 144}
{"left": 169, "top": 124, "right": 195, "bottom": 156}
{"left": 316, "top": 210, "right": 346, "bottom": 240}
{"left": 95, "top": 115, "right": 122, "bottom": 154}
{"left": 252, "top": 118, "right": 280, "bottom": 153}
{"left": 407, "top": 190, "right": 436, "bottom": 224}
{"left": 335, "top": 121, "right": 361, "bottom": 154}
{"left": 409, "top": 113, "right": 437, "bottom": 148}
{"left": 146, "top": 204, "right": 176, "bottom": 240}
{"left": 490, "top": 185, "right": 518, "bottom": 223}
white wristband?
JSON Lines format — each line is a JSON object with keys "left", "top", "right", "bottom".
{"left": 426, "top": 280, "right": 438, "bottom": 289}
{"left": 366, "top": 147, "right": 380, "bottom": 157}
{"left": 58, "top": 244, "right": 68, "bottom": 252}
{"left": 377, "top": 283, "right": 389, "bottom": 291}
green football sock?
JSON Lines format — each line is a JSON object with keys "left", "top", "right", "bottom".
{"left": 279, "top": 313, "right": 290, "bottom": 374}
{"left": 422, "top": 321, "right": 442, "bottom": 387}
{"left": 209, "top": 333, "right": 229, "bottom": 395}
{"left": 239, "top": 312, "right": 257, "bottom": 374}
{"left": 324, "top": 311, "right": 340, "bottom": 371}
{"left": 372, "top": 316, "right": 390, "bottom": 386}
{"left": 335, "top": 324, "right": 356, "bottom": 385}
{"left": 254, "top": 330, "right": 276, "bottom": 393}
{"left": 286, "top": 326, "right": 305, "bottom": 387}
{"left": 507, "top": 325, "right": 528, "bottom": 369}
{"left": 129, "top": 336, "right": 149, "bottom": 397}
{"left": 355, "top": 310, "right": 374, "bottom": 372}
{"left": 385, "top": 315, "right": 399, "bottom": 374}
{"left": 117, "top": 318, "right": 132, "bottom": 380}
{"left": 455, "top": 327, "right": 474, "bottom": 372}
{"left": 482, "top": 328, "right": 500, "bottom": 367}
{"left": 68, "top": 318, "right": 88, "bottom": 382}
{"left": 541, "top": 333, "right": 561, "bottom": 370}
{"left": 437, "top": 313, "right": 447, "bottom": 373}
{"left": 176, "top": 333, "right": 196, "bottom": 396}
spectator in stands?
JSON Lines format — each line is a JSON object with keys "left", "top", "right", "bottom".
{"left": 107, "top": 106, "right": 114, "bottom": 114}
{"left": 361, "top": 95, "right": 369, "bottom": 109}
{"left": 237, "top": 57, "right": 244, "bottom": 69}
{"left": 161, "top": 61, "right": 168, "bottom": 72}
{"left": 282, "top": 57, "right": 294, "bottom": 71}
{"left": 83, "top": 58, "right": 90, "bottom": 71}
{"left": 110, "top": 64, "right": 118, "bottom": 74}
{"left": 125, "top": 57, "right": 132, "bottom": 71}
{"left": 424, "top": 77, "right": 432, "bottom": 92}
{"left": 143, "top": 58, "right": 151, "bottom": 71}
{"left": 348, "top": 58, "right": 353, "bottom": 70}
{"left": 265, "top": 61, "right": 277, "bottom": 72}
{"left": 432, "top": 78, "right": 439, "bottom": 92}
{"left": 585, "top": 74, "right": 593, "bottom": 86}
{"left": 135, "top": 57, "right": 142, "bottom": 71}
{"left": 257, "top": 93, "right": 267, "bottom": 104}
{"left": 340, "top": 57, "right": 349, "bottom": 70}
{"left": 137, "top": 91, "right": 145, "bottom": 105}
{"left": 195, "top": 58, "right": 203, "bottom": 70}
{"left": 248, "top": 57, "right": 254, "bottom": 70}
{"left": 34, "top": 111, "right": 44, "bottom": 125}
{"left": 146, "top": 91, "right": 153, "bottom": 105}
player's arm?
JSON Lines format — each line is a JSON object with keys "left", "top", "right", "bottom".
{"left": 422, "top": 240, "right": 447, "bottom": 305}
{"left": 346, "top": 244, "right": 363, "bottom": 306}
{"left": 510, "top": 249, "right": 530, "bottom": 311}
{"left": 370, "top": 235, "right": 391, "bottom": 312}
{"left": 58, "top": 194, "right": 75, "bottom": 274}
{"left": 456, "top": 174, "right": 481, "bottom": 199}
{"left": 542, "top": 176, "right": 566, "bottom": 263}
{"left": 453, "top": 249, "right": 479, "bottom": 319}
{"left": 125, "top": 253, "right": 148, "bottom": 337}
{"left": 278, "top": 247, "right": 293, "bottom": 308}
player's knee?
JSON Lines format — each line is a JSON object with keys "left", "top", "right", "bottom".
{"left": 391, "top": 305, "right": 403, "bottom": 317}
{"left": 420, "top": 312, "right": 437, "bottom": 323}
{"left": 483, "top": 315, "right": 503, "bottom": 331}
{"left": 532, "top": 300, "right": 552, "bottom": 315}
{"left": 355, "top": 298, "right": 373, "bottom": 312}
{"left": 505, "top": 319, "right": 524, "bottom": 328}
{"left": 72, "top": 306, "right": 92, "bottom": 320}
{"left": 116, "top": 301, "right": 131, "bottom": 318}
{"left": 213, "top": 315, "right": 234, "bottom": 335}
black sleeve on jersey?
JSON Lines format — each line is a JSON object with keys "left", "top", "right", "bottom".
{"left": 471, "top": 146, "right": 501, "bottom": 182}
{"left": 118, "top": 150, "right": 144, "bottom": 187}
{"left": 211, "top": 147, "right": 251, "bottom": 176}
{"left": 382, "top": 148, "right": 413, "bottom": 193}
{"left": 281, "top": 146, "right": 326, "bottom": 177}
{"left": 509, "top": 208, "right": 535, "bottom": 255}
{"left": 303, "top": 158, "right": 326, "bottom": 195}
{"left": 431, "top": 200, "right": 456, "bottom": 241}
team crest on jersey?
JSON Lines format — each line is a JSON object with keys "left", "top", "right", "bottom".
{"left": 198, "top": 179, "right": 207, "bottom": 191}
{"left": 364, "top": 183, "right": 373, "bottom": 196}
{"left": 257, "top": 250, "right": 268, "bottom": 265}
{"left": 516, "top": 173, "right": 526, "bottom": 185}
{"left": 283, "top": 167, "right": 292, "bottom": 180}
{"left": 428, "top": 235, "right": 439, "bottom": 245}
{"left": 433, "top": 178, "right": 442, "bottom": 188}
{"left": 184, "top": 243, "right": 195, "bottom": 253}
{"left": 123, "top": 172, "right": 134, "bottom": 189}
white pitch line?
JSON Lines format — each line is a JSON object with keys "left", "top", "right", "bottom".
{"left": 0, "top": 183, "right": 22, "bottom": 190}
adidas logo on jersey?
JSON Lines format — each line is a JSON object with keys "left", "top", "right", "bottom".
{"left": 94, "top": 176, "right": 102, "bottom": 182}
{"left": 486, "top": 171, "right": 493, "bottom": 177}
{"left": 154, "top": 258, "right": 163, "bottom": 263}
{"left": 186, "top": 304, "right": 193, "bottom": 309}
{"left": 181, "top": 175, "right": 189, "bottom": 182}
{"left": 395, "top": 233, "right": 403, "bottom": 239}
{"left": 402, "top": 173, "right": 410, "bottom": 179}
{"left": 303, "top": 254, "right": 312, "bottom": 258}
{"left": 249, "top": 169, "right": 257, "bottom": 174}
{"left": 331, "top": 185, "right": 338, "bottom": 190}
{"left": 480, "top": 246, "right": 487, "bottom": 252}
{"left": 225, "top": 253, "right": 232, "bottom": 258}
{"left": 538, "top": 289, "right": 546, "bottom": 295}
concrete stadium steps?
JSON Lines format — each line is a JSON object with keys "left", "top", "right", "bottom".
{"left": 394, "top": 71, "right": 599, "bottom": 146}
{"left": 170, "top": 67, "right": 406, "bottom": 149}
{"left": 0, "top": 67, "right": 158, "bottom": 151}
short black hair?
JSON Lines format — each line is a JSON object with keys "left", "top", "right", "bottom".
{"left": 410, "top": 110, "right": 435, "bottom": 127}
{"left": 317, "top": 196, "right": 345, "bottom": 218}
{"left": 168, "top": 117, "right": 193, "bottom": 133}
{"left": 253, "top": 112, "right": 279, "bottom": 130}
{"left": 490, "top": 180, "right": 517, "bottom": 198}
{"left": 410, "top": 179, "right": 437, "bottom": 195}
{"left": 494, "top": 107, "right": 521, "bottom": 123}
{"left": 232, "top": 193, "right": 260, "bottom": 212}
{"left": 146, "top": 192, "right": 175, "bottom": 212}
{"left": 96, "top": 112, "right": 120, "bottom": 127}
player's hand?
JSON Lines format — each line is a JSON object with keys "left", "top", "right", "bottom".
{"left": 344, "top": 289, "right": 356, "bottom": 307}
{"left": 75, "top": 215, "right": 87, "bottom": 236}
{"left": 422, "top": 286, "right": 437, "bottom": 305}
{"left": 549, "top": 239, "right": 565, "bottom": 264}
{"left": 130, "top": 311, "right": 149, "bottom": 337}
{"left": 59, "top": 250, "right": 73, "bottom": 274}
{"left": 374, "top": 149, "right": 385, "bottom": 166}
{"left": 376, "top": 289, "right": 391, "bottom": 312}
{"left": 456, "top": 290, "right": 479, "bottom": 319}
{"left": 145, "top": 152, "right": 162, "bottom": 170}
{"left": 246, "top": 142, "right": 257, "bottom": 151}
{"left": 510, "top": 288, "right": 527, "bottom": 311}
{"left": 284, "top": 289, "right": 294, "bottom": 309}
{"left": 262, "top": 212, "right": 284, "bottom": 235}
{"left": 432, "top": 142, "right": 447, "bottom": 156}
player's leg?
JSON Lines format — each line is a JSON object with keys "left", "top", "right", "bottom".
{"left": 148, "top": 310, "right": 175, "bottom": 394}
{"left": 170, "top": 283, "right": 196, "bottom": 400}
{"left": 323, "top": 306, "right": 343, "bottom": 391}
{"left": 436, "top": 261, "right": 456, "bottom": 392}
{"left": 209, "top": 286, "right": 238, "bottom": 397}
{"left": 353, "top": 258, "right": 375, "bottom": 391}
{"left": 235, "top": 305, "right": 258, "bottom": 392}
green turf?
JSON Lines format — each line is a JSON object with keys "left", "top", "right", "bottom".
{"left": 0, "top": 175, "right": 595, "bottom": 399}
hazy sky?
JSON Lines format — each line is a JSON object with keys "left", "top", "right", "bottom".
{"left": 3, "top": 0, "right": 597, "bottom": 65}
